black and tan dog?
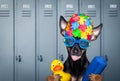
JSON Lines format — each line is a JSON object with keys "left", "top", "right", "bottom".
{"left": 59, "top": 15, "right": 103, "bottom": 81}
{"left": 47, "top": 14, "right": 103, "bottom": 81}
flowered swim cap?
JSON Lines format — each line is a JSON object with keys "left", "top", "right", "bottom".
{"left": 65, "top": 13, "right": 94, "bottom": 41}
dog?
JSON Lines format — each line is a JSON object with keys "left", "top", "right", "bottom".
{"left": 59, "top": 14, "right": 103, "bottom": 81}
{"left": 47, "top": 14, "right": 103, "bottom": 81}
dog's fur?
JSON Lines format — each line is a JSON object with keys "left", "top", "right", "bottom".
{"left": 47, "top": 16, "right": 103, "bottom": 81}
{"left": 63, "top": 51, "right": 89, "bottom": 81}
{"left": 59, "top": 16, "right": 103, "bottom": 81}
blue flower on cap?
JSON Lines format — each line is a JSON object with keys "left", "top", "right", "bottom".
{"left": 86, "top": 19, "right": 91, "bottom": 26}
{"left": 71, "top": 22, "right": 79, "bottom": 30}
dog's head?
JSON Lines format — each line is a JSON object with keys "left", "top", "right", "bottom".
{"left": 59, "top": 13, "right": 102, "bottom": 61}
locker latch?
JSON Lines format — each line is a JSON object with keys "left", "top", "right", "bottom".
{"left": 38, "top": 55, "right": 43, "bottom": 62}
{"left": 16, "top": 55, "right": 22, "bottom": 62}
{"left": 59, "top": 54, "right": 64, "bottom": 61}
{"left": 105, "top": 55, "right": 108, "bottom": 61}
{"left": 18, "top": 55, "right": 22, "bottom": 62}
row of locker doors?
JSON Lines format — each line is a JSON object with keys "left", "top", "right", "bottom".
{"left": 0, "top": 0, "right": 57, "bottom": 81}
{"left": 0, "top": 0, "right": 120, "bottom": 81}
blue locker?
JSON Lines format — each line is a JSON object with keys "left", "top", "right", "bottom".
{"left": 15, "top": 0, "right": 35, "bottom": 81}
{"left": 102, "top": 0, "right": 120, "bottom": 81}
{"left": 80, "top": 0, "right": 101, "bottom": 61}
{"left": 36, "top": 0, "right": 57, "bottom": 81}
{"left": 0, "top": 0, "right": 14, "bottom": 81}
{"left": 58, "top": 0, "right": 79, "bottom": 62}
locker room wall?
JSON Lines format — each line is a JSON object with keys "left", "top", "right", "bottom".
{"left": 101, "top": 0, "right": 120, "bottom": 81}
{"left": 0, "top": 0, "right": 14, "bottom": 81}
{"left": 15, "top": 0, "right": 36, "bottom": 81}
{"left": 36, "top": 0, "right": 57, "bottom": 81}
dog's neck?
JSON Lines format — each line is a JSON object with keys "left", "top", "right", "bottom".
{"left": 63, "top": 52, "right": 89, "bottom": 79}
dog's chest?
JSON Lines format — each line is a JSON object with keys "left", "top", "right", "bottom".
{"left": 71, "top": 76, "right": 83, "bottom": 81}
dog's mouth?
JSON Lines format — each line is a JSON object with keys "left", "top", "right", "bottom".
{"left": 70, "top": 44, "right": 83, "bottom": 61}
{"left": 71, "top": 55, "right": 81, "bottom": 61}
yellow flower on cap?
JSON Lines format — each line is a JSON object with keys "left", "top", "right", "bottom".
{"left": 78, "top": 16, "right": 86, "bottom": 25}
{"left": 81, "top": 31, "right": 88, "bottom": 39}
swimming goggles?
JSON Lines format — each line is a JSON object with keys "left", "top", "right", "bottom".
{"left": 64, "top": 36, "right": 90, "bottom": 49}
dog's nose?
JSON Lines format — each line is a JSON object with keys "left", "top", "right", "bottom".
{"left": 71, "top": 44, "right": 82, "bottom": 56}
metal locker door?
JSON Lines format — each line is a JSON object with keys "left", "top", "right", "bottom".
{"left": 80, "top": 0, "right": 101, "bottom": 61}
{"left": 58, "top": 0, "right": 79, "bottom": 62}
{"left": 37, "top": 0, "right": 57, "bottom": 81}
{"left": 0, "top": 0, "right": 13, "bottom": 81}
{"left": 15, "top": 0, "right": 35, "bottom": 81}
{"left": 102, "top": 0, "right": 120, "bottom": 81}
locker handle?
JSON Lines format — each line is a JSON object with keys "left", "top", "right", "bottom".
{"left": 18, "top": 55, "right": 22, "bottom": 62}
{"left": 16, "top": 55, "right": 22, "bottom": 62}
{"left": 59, "top": 54, "right": 64, "bottom": 61}
{"left": 16, "top": 56, "right": 18, "bottom": 61}
{"left": 39, "top": 55, "right": 43, "bottom": 62}
{"left": 105, "top": 55, "right": 108, "bottom": 61}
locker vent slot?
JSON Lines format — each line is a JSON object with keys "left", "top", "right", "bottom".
{"left": 44, "top": 10, "right": 53, "bottom": 17}
{"left": 108, "top": 10, "right": 118, "bottom": 17}
{"left": 64, "top": 10, "right": 74, "bottom": 17}
{"left": 87, "top": 10, "right": 96, "bottom": 17}
{"left": 0, "top": 10, "right": 10, "bottom": 17}
{"left": 22, "top": 10, "right": 32, "bottom": 17}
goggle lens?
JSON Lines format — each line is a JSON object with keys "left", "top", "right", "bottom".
{"left": 64, "top": 37, "right": 75, "bottom": 47}
{"left": 79, "top": 39, "right": 90, "bottom": 49}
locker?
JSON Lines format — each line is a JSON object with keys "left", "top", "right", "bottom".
{"left": 58, "top": 0, "right": 79, "bottom": 62}
{"left": 80, "top": 0, "right": 101, "bottom": 61}
{"left": 0, "top": 0, "right": 14, "bottom": 81}
{"left": 102, "top": 0, "right": 120, "bottom": 81}
{"left": 36, "top": 0, "right": 57, "bottom": 80}
{"left": 15, "top": 0, "right": 35, "bottom": 81}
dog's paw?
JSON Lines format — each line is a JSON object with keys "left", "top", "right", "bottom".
{"left": 47, "top": 74, "right": 60, "bottom": 81}
{"left": 89, "top": 74, "right": 102, "bottom": 81}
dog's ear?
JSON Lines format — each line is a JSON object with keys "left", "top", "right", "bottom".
{"left": 91, "top": 24, "right": 103, "bottom": 41}
{"left": 59, "top": 16, "right": 68, "bottom": 36}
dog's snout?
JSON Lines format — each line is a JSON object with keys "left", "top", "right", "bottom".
{"left": 71, "top": 44, "right": 82, "bottom": 56}
{"left": 73, "top": 44, "right": 79, "bottom": 53}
